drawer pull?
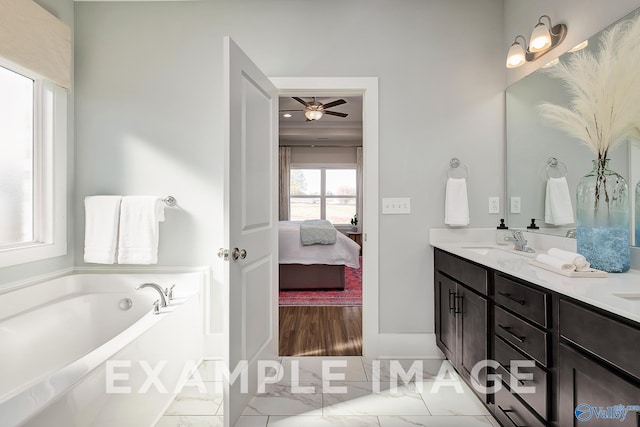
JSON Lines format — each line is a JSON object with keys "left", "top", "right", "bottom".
{"left": 448, "top": 289, "right": 456, "bottom": 313}
{"left": 498, "top": 406, "right": 526, "bottom": 427}
{"left": 454, "top": 295, "right": 463, "bottom": 314}
{"left": 498, "top": 291, "right": 526, "bottom": 305}
{"left": 499, "top": 324, "right": 526, "bottom": 343}
{"left": 498, "top": 362, "right": 527, "bottom": 386}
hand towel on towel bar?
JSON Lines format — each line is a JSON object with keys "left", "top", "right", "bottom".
{"left": 444, "top": 177, "right": 469, "bottom": 226}
{"left": 544, "top": 177, "right": 574, "bottom": 225}
{"left": 117, "top": 196, "right": 165, "bottom": 264}
{"left": 84, "top": 195, "right": 122, "bottom": 264}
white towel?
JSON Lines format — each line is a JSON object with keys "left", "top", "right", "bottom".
{"left": 444, "top": 178, "right": 470, "bottom": 226}
{"left": 544, "top": 177, "right": 574, "bottom": 225}
{"left": 84, "top": 196, "right": 122, "bottom": 264}
{"left": 535, "top": 254, "right": 576, "bottom": 271}
{"left": 548, "top": 248, "right": 591, "bottom": 271}
{"left": 117, "top": 196, "right": 165, "bottom": 264}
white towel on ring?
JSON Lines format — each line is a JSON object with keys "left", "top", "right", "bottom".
{"left": 117, "top": 196, "right": 165, "bottom": 264}
{"left": 445, "top": 178, "right": 469, "bottom": 226}
{"left": 84, "top": 196, "right": 122, "bottom": 264}
{"left": 544, "top": 177, "right": 574, "bottom": 225}
{"left": 535, "top": 253, "right": 576, "bottom": 271}
{"left": 548, "top": 248, "right": 590, "bottom": 271}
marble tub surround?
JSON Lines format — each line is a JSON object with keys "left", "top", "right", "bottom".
{"left": 157, "top": 357, "right": 500, "bottom": 426}
{"left": 429, "top": 228, "right": 640, "bottom": 324}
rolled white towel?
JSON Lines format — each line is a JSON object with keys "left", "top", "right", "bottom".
{"left": 548, "top": 248, "right": 590, "bottom": 271}
{"left": 536, "top": 254, "right": 576, "bottom": 271}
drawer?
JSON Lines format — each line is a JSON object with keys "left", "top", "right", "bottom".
{"left": 560, "top": 299, "right": 640, "bottom": 380}
{"left": 435, "top": 249, "right": 488, "bottom": 295}
{"left": 495, "top": 381, "right": 546, "bottom": 427}
{"left": 495, "top": 306, "right": 548, "bottom": 366}
{"left": 495, "top": 336, "right": 549, "bottom": 421}
{"left": 495, "top": 274, "right": 549, "bottom": 328}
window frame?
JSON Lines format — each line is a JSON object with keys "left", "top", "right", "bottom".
{"left": 289, "top": 163, "right": 357, "bottom": 225}
{"left": 0, "top": 60, "right": 67, "bottom": 268}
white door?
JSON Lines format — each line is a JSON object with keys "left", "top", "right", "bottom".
{"left": 222, "top": 37, "right": 278, "bottom": 426}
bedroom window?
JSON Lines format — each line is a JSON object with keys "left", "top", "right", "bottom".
{"left": 290, "top": 167, "right": 357, "bottom": 224}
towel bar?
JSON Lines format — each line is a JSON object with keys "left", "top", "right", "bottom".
{"left": 163, "top": 196, "right": 177, "bottom": 207}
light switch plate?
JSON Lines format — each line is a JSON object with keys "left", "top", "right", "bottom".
{"left": 382, "top": 197, "right": 411, "bottom": 214}
{"left": 489, "top": 197, "right": 500, "bottom": 214}
{"left": 510, "top": 196, "right": 521, "bottom": 214}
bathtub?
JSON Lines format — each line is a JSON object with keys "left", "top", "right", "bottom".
{"left": 0, "top": 271, "right": 206, "bottom": 427}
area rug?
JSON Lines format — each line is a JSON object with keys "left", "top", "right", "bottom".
{"left": 279, "top": 258, "right": 362, "bottom": 306}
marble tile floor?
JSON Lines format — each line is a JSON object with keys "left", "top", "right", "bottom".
{"left": 155, "top": 357, "right": 501, "bottom": 427}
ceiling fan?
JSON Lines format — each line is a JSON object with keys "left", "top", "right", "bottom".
{"left": 281, "top": 97, "right": 348, "bottom": 121}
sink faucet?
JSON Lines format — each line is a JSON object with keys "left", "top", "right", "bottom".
{"left": 136, "top": 282, "right": 169, "bottom": 307}
{"left": 505, "top": 230, "right": 536, "bottom": 253}
{"left": 565, "top": 228, "right": 577, "bottom": 238}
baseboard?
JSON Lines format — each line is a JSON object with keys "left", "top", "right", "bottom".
{"left": 376, "top": 333, "right": 444, "bottom": 359}
{"left": 204, "top": 332, "right": 224, "bottom": 359}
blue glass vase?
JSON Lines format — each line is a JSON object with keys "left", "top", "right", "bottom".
{"left": 576, "top": 159, "right": 630, "bottom": 272}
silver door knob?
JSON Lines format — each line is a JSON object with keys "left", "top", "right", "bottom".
{"left": 231, "top": 248, "right": 247, "bottom": 261}
{"left": 218, "top": 248, "right": 229, "bottom": 261}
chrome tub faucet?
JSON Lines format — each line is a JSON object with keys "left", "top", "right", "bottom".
{"left": 136, "top": 282, "right": 169, "bottom": 307}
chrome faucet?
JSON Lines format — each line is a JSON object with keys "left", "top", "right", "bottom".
{"left": 136, "top": 282, "right": 169, "bottom": 307}
{"left": 565, "top": 228, "right": 577, "bottom": 238}
{"left": 504, "top": 230, "right": 536, "bottom": 253}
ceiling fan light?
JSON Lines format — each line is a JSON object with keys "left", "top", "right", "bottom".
{"left": 506, "top": 41, "right": 526, "bottom": 68}
{"left": 305, "top": 109, "right": 323, "bottom": 121}
{"left": 529, "top": 22, "right": 552, "bottom": 52}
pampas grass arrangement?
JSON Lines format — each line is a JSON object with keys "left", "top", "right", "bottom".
{"left": 538, "top": 13, "right": 640, "bottom": 161}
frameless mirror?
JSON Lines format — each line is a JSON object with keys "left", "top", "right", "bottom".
{"left": 506, "top": 8, "right": 638, "bottom": 244}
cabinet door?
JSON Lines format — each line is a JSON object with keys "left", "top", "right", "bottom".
{"left": 457, "top": 285, "right": 488, "bottom": 395}
{"left": 435, "top": 272, "right": 457, "bottom": 362}
{"left": 559, "top": 344, "right": 640, "bottom": 426}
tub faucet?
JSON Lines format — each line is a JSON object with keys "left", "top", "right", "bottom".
{"left": 136, "top": 282, "right": 169, "bottom": 307}
{"left": 505, "top": 230, "right": 536, "bottom": 253}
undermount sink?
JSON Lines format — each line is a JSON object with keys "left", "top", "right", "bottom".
{"left": 612, "top": 293, "right": 640, "bottom": 301}
{"left": 460, "top": 245, "right": 536, "bottom": 259}
{"left": 461, "top": 246, "right": 496, "bottom": 255}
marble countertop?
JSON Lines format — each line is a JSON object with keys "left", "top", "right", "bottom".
{"left": 429, "top": 228, "right": 640, "bottom": 325}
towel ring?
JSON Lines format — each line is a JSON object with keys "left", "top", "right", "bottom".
{"left": 546, "top": 157, "right": 567, "bottom": 179}
{"left": 447, "top": 157, "right": 468, "bottom": 179}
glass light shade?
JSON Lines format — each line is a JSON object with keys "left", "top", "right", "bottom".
{"left": 305, "top": 109, "right": 323, "bottom": 120}
{"left": 529, "top": 23, "right": 552, "bottom": 52}
{"left": 506, "top": 42, "right": 526, "bottom": 68}
{"left": 569, "top": 40, "right": 588, "bottom": 52}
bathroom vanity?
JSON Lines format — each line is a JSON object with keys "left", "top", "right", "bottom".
{"left": 431, "top": 232, "right": 640, "bottom": 427}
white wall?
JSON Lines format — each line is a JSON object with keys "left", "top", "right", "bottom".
{"left": 0, "top": 0, "right": 75, "bottom": 285}
{"left": 505, "top": 0, "right": 640, "bottom": 85}
{"left": 290, "top": 146, "right": 357, "bottom": 164}
{"left": 74, "top": 0, "right": 505, "bottom": 347}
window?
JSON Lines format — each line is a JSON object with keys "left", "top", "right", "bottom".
{"left": 290, "top": 167, "right": 357, "bottom": 224}
{"left": 0, "top": 62, "right": 67, "bottom": 268}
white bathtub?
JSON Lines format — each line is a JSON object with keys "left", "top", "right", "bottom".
{"left": 0, "top": 271, "right": 206, "bottom": 427}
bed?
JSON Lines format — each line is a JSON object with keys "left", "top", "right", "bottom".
{"left": 278, "top": 221, "right": 361, "bottom": 290}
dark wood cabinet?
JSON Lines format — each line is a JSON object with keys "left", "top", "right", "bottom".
{"left": 434, "top": 249, "right": 489, "bottom": 402}
{"left": 434, "top": 248, "right": 640, "bottom": 427}
{"left": 558, "top": 344, "right": 640, "bottom": 426}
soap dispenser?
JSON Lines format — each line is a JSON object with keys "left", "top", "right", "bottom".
{"left": 527, "top": 218, "right": 540, "bottom": 231}
{"left": 496, "top": 219, "right": 509, "bottom": 245}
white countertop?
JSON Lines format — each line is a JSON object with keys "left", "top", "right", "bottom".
{"left": 429, "top": 228, "right": 640, "bottom": 325}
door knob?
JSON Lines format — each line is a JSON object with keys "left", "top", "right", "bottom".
{"left": 231, "top": 248, "right": 247, "bottom": 261}
{"left": 218, "top": 248, "right": 229, "bottom": 261}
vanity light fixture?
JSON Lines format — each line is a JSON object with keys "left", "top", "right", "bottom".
{"left": 541, "top": 57, "right": 560, "bottom": 69}
{"left": 506, "top": 15, "right": 567, "bottom": 68}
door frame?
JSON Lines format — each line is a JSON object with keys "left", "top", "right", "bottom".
{"left": 270, "top": 77, "right": 379, "bottom": 357}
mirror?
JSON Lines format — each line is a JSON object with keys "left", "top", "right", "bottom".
{"left": 506, "top": 8, "right": 637, "bottom": 243}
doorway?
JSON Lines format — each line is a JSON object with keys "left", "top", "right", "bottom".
{"left": 271, "top": 77, "right": 380, "bottom": 359}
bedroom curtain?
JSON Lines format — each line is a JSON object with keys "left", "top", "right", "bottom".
{"left": 356, "top": 147, "right": 363, "bottom": 229}
{"left": 279, "top": 146, "right": 292, "bottom": 220}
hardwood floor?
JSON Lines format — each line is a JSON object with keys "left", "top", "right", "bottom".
{"left": 279, "top": 306, "right": 362, "bottom": 356}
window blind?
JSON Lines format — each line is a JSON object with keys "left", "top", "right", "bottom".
{"left": 0, "top": 0, "right": 71, "bottom": 89}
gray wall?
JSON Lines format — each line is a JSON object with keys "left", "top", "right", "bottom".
{"left": 290, "top": 147, "right": 357, "bottom": 165}
{"left": 0, "top": 0, "right": 75, "bottom": 285}
{"left": 74, "top": 0, "right": 505, "bottom": 337}
{"left": 505, "top": 0, "right": 640, "bottom": 86}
